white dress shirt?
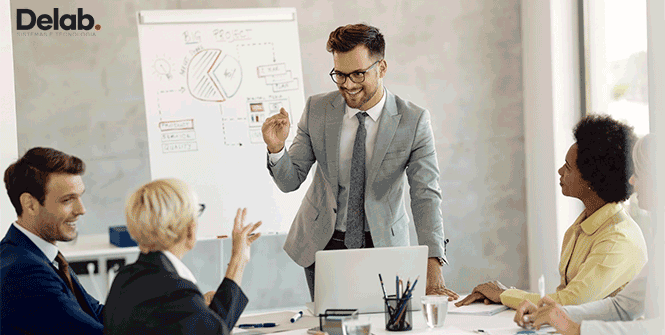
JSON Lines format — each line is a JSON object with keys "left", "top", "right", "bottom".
{"left": 13, "top": 222, "right": 197, "bottom": 286}
{"left": 13, "top": 222, "right": 59, "bottom": 267}
{"left": 269, "top": 88, "right": 387, "bottom": 232}
{"left": 162, "top": 250, "right": 197, "bottom": 284}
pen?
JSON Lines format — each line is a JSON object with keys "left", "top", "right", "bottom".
{"left": 407, "top": 276, "right": 419, "bottom": 297}
{"left": 396, "top": 275, "right": 399, "bottom": 300}
{"left": 388, "top": 276, "right": 419, "bottom": 325}
{"left": 475, "top": 329, "right": 491, "bottom": 334}
{"left": 290, "top": 311, "right": 303, "bottom": 323}
{"left": 238, "top": 323, "right": 278, "bottom": 329}
{"left": 538, "top": 274, "right": 546, "bottom": 298}
{"left": 378, "top": 274, "right": 387, "bottom": 299}
{"left": 216, "top": 235, "right": 228, "bottom": 239}
{"left": 399, "top": 279, "right": 403, "bottom": 299}
{"left": 523, "top": 274, "right": 546, "bottom": 328}
{"left": 379, "top": 274, "right": 394, "bottom": 314}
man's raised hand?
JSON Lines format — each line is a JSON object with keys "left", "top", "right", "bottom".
{"left": 261, "top": 108, "right": 291, "bottom": 153}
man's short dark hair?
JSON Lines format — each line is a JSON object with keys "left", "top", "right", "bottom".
{"left": 4, "top": 147, "right": 85, "bottom": 216}
{"left": 326, "top": 23, "right": 385, "bottom": 59}
{"left": 574, "top": 114, "right": 636, "bottom": 203}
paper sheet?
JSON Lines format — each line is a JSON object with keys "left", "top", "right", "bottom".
{"left": 448, "top": 295, "right": 510, "bottom": 316}
{"left": 473, "top": 326, "right": 556, "bottom": 335}
{"left": 235, "top": 311, "right": 319, "bottom": 334}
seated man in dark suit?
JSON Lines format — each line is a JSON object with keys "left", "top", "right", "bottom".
{"left": 1, "top": 147, "right": 104, "bottom": 334}
{"left": 104, "top": 178, "right": 262, "bottom": 335}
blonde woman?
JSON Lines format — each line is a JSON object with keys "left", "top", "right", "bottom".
{"left": 104, "top": 179, "right": 261, "bottom": 335}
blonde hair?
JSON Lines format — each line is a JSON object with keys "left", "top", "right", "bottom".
{"left": 632, "top": 134, "right": 654, "bottom": 179}
{"left": 125, "top": 178, "right": 197, "bottom": 252}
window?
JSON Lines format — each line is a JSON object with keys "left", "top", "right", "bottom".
{"left": 581, "top": 0, "right": 650, "bottom": 226}
{"left": 582, "top": 0, "right": 648, "bottom": 134}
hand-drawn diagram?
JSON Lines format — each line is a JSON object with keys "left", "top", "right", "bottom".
{"left": 138, "top": 8, "right": 310, "bottom": 237}
{"left": 187, "top": 49, "right": 242, "bottom": 102}
{"left": 153, "top": 58, "right": 173, "bottom": 80}
{"left": 159, "top": 119, "right": 198, "bottom": 153}
{"left": 154, "top": 58, "right": 172, "bottom": 79}
{"left": 146, "top": 26, "right": 304, "bottom": 151}
{"left": 257, "top": 63, "right": 299, "bottom": 92}
{"left": 236, "top": 42, "right": 300, "bottom": 94}
{"left": 246, "top": 98, "right": 291, "bottom": 144}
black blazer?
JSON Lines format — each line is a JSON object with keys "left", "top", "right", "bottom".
{"left": 0, "top": 225, "right": 104, "bottom": 334}
{"left": 104, "top": 251, "right": 248, "bottom": 335}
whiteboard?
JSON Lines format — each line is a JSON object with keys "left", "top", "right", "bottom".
{"left": 136, "top": 8, "right": 312, "bottom": 238}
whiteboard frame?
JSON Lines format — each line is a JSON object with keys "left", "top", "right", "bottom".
{"left": 138, "top": 8, "right": 295, "bottom": 25}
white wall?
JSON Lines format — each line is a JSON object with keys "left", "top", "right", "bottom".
{"left": 645, "top": 0, "right": 665, "bottom": 329}
{"left": 9, "top": 0, "right": 525, "bottom": 307}
{"left": 521, "top": 0, "right": 583, "bottom": 293}
{"left": 1, "top": 0, "right": 18, "bottom": 236}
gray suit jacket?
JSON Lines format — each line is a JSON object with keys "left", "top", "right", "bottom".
{"left": 268, "top": 89, "right": 446, "bottom": 267}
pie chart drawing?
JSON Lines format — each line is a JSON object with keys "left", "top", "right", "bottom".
{"left": 187, "top": 49, "right": 243, "bottom": 102}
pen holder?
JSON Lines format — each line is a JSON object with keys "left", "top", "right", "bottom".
{"left": 384, "top": 295, "right": 412, "bottom": 331}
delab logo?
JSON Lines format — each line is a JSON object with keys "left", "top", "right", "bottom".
{"left": 16, "top": 8, "right": 101, "bottom": 31}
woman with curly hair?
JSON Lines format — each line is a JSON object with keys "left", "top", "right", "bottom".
{"left": 513, "top": 134, "right": 658, "bottom": 334}
{"left": 456, "top": 115, "right": 648, "bottom": 311}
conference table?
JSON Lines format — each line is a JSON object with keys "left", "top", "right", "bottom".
{"left": 236, "top": 305, "right": 547, "bottom": 335}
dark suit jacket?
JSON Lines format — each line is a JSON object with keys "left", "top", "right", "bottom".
{"left": 104, "top": 251, "right": 248, "bottom": 335}
{"left": 0, "top": 225, "right": 105, "bottom": 334}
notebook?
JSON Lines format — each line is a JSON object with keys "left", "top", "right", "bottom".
{"left": 307, "top": 246, "right": 428, "bottom": 315}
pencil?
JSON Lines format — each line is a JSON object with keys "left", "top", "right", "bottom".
{"left": 378, "top": 274, "right": 387, "bottom": 299}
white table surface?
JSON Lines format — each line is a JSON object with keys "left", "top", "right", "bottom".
{"left": 237, "top": 306, "right": 529, "bottom": 335}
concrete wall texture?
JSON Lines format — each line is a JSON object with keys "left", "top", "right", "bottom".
{"left": 10, "top": 0, "right": 526, "bottom": 310}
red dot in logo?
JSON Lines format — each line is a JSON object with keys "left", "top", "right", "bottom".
{"left": 95, "top": 24, "right": 101, "bottom": 31}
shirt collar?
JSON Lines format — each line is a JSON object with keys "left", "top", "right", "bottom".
{"left": 162, "top": 250, "right": 197, "bottom": 284}
{"left": 345, "top": 87, "right": 387, "bottom": 122}
{"left": 13, "top": 222, "right": 59, "bottom": 263}
{"left": 577, "top": 202, "right": 624, "bottom": 235}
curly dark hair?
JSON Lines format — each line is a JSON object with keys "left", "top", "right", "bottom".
{"left": 574, "top": 114, "right": 636, "bottom": 203}
{"left": 4, "top": 147, "right": 85, "bottom": 216}
{"left": 326, "top": 23, "right": 385, "bottom": 59}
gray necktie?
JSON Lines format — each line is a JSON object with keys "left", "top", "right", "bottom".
{"left": 345, "top": 112, "right": 368, "bottom": 248}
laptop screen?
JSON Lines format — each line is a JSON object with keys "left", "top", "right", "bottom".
{"left": 312, "top": 246, "right": 428, "bottom": 314}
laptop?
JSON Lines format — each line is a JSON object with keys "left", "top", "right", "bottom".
{"left": 307, "top": 245, "right": 428, "bottom": 315}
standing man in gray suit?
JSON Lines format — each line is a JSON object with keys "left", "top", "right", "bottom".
{"left": 262, "top": 23, "right": 458, "bottom": 301}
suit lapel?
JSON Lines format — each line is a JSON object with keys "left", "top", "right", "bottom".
{"left": 367, "top": 90, "right": 401, "bottom": 187}
{"left": 326, "top": 93, "right": 345, "bottom": 195}
{"left": 4, "top": 226, "right": 98, "bottom": 318}
{"left": 68, "top": 268, "right": 97, "bottom": 316}
{"left": 4, "top": 225, "right": 57, "bottom": 271}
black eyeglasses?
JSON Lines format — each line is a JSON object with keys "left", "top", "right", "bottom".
{"left": 198, "top": 203, "right": 206, "bottom": 217}
{"left": 329, "top": 59, "right": 382, "bottom": 84}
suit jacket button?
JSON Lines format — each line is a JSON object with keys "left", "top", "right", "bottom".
{"left": 333, "top": 208, "right": 337, "bottom": 213}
